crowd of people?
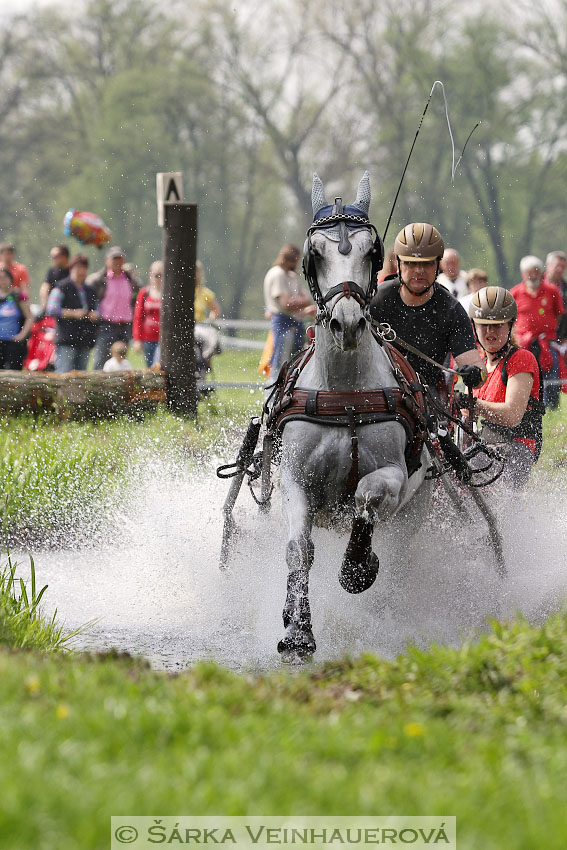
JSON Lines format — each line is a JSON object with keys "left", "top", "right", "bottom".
{"left": 0, "top": 242, "right": 221, "bottom": 374}
{"left": 262, "top": 230, "right": 566, "bottom": 488}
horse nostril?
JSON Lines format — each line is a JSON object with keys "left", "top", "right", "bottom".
{"left": 329, "top": 318, "right": 342, "bottom": 336}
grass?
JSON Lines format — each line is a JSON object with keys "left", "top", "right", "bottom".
{"left": 534, "top": 398, "right": 567, "bottom": 473}
{"left": 0, "top": 614, "right": 567, "bottom": 848}
{"left": 0, "top": 416, "right": 132, "bottom": 545}
{"left": 0, "top": 550, "right": 85, "bottom": 650}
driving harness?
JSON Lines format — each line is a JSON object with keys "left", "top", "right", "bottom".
{"left": 264, "top": 332, "right": 427, "bottom": 494}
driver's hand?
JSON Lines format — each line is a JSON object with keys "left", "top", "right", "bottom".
{"left": 458, "top": 364, "right": 485, "bottom": 389}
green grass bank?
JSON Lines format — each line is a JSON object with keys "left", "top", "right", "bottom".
{"left": 1, "top": 614, "right": 567, "bottom": 849}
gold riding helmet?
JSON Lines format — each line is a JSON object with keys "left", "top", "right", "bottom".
{"left": 468, "top": 286, "right": 517, "bottom": 324}
{"left": 393, "top": 223, "right": 445, "bottom": 262}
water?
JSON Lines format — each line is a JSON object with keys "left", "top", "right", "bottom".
{"left": 20, "top": 454, "right": 567, "bottom": 672}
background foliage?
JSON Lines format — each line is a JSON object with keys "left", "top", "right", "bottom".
{"left": 0, "top": 0, "right": 565, "bottom": 313}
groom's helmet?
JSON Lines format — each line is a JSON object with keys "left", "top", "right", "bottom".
{"left": 468, "top": 286, "right": 517, "bottom": 325}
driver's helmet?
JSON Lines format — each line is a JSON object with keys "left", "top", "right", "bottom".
{"left": 468, "top": 286, "right": 517, "bottom": 324}
{"left": 393, "top": 223, "right": 445, "bottom": 262}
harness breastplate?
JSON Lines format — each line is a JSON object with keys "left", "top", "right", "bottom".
{"left": 265, "top": 337, "right": 426, "bottom": 479}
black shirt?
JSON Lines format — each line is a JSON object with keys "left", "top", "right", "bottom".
{"left": 369, "top": 276, "right": 476, "bottom": 386}
{"left": 52, "top": 277, "right": 99, "bottom": 348}
{"left": 44, "top": 265, "right": 70, "bottom": 292}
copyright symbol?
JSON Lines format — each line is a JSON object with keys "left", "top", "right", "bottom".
{"left": 115, "top": 825, "right": 138, "bottom": 843}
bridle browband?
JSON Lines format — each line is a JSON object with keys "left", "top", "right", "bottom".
{"left": 303, "top": 203, "right": 384, "bottom": 323}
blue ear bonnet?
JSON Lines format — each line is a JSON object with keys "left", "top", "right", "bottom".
{"left": 313, "top": 204, "right": 369, "bottom": 223}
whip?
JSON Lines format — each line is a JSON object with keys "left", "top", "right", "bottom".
{"left": 382, "top": 80, "right": 480, "bottom": 244}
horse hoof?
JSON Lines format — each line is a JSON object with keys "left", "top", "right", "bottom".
{"left": 339, "top": 551, "right": 379, "bottom": 594}
{"left": 277, "top": 623, "right": 316, "bottom": 660}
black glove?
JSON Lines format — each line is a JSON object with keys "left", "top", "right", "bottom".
{"left": 458, "top": 364, "right": 485, "bottom": 389}
{"left": 454, "top": 390, "right": 476, "bottom": 412}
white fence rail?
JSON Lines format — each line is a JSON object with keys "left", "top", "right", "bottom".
{"left": 213, "top": 318, "right": 269, "bottom": 351}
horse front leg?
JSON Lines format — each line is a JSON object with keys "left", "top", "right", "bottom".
{"left": 339, "top": 464, "right": 406, "bottom": 594}
{"left": 277, "top": 481, "right": 316, "bottom": 660}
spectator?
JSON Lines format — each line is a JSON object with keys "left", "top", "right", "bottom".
{"left": 194, "top": 260, "right": 221, "bottom": 322}
{"left": 0, "top": 242, "right": 30, "bottom": 296}
{"left": 459, "top": 268, "right": 489, "bottom": 314}
{"left": 46, "top": 254, "right": 100, "bottom": 373}
{"left": 544, "top": 250, "right": 567, "bottom": 340}
{"left": 132, "top": 260, "right": 162, "bottom": 367}
{"left": 0, "top": 266, "right": 33, "bottom": 369}
{"left": 103, "top": 340, "right": 133, "bottom": 372}
{"left": 39, "top": 245, "right": 70, "bottom": 313}
{"left": 437, "top": 248, "right": 468, "bottom": 299}
{"left": 544, "top": 249, "right": 567, "bottom": 295}
{"left": 511, "top": 255, "right": 565, "bottom": 409}
{"left": 377, "top": 246, "right": 397, "bottom": 283}
{"left": 263, "top": 244, "right": 315, "bottom": 378}
{"left": 87, "top": 246, "right": 140, "bottom": 370}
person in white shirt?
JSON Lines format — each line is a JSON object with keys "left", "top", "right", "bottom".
{"left": 459, "top": 268, "right": 489, "bottom": 315}
{"left": 103, "top": 340, "right": 133, "bottom": 372}
{"left": 437, "top": 248, "right": 469, "bottom": 299}
{"left": 263, "top": 243, "right": 315, "bottom": 376}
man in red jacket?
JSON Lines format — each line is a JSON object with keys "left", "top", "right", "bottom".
{"left": 511, "top": 254, "right": 565, "bottom": 408}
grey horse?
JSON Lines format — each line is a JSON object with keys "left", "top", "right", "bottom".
{"left": 277, "top": 172, "right": 431, "bottom": 659}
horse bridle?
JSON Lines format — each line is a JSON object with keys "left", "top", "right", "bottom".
{"left": 303, "top": 201, "right": 384, "bottom": 323}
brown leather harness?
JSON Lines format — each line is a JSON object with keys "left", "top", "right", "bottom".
{"left": 265, "top": 332, "right": 427, "bottom": 493}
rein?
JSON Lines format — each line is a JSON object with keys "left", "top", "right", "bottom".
{"left": 372, "top": 320, "right": 460, "bottom": 377}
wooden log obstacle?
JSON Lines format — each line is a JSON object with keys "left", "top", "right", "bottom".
{"left": 0, "top": 370, "right": 166, "bottom": 419}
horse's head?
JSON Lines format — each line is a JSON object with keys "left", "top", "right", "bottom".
{"left": 303, "top": 172, "right": 384, "bottom": 350}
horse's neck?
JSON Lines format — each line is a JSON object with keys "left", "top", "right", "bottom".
{"left": 299, "top": 326, "right": 394, "bottom": 391}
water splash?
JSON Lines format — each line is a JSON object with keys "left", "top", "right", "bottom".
{"left": 22, "top": 449, "right": 567, "bottom": 671}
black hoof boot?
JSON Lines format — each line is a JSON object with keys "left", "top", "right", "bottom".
{"left": 339, "top": 516, "right": 379, "bottom": 594}
{"left": 277, "top": 570, "right": 316, "bottom": 661}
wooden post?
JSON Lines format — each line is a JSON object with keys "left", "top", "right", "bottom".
{"left": 161, "top": 202, "right": 198, "bottom": 416}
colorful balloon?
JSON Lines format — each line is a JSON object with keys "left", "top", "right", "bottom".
{"left": 63, "top": 209, "right": 112, "bottom": 248}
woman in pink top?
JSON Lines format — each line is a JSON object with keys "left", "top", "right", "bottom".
{"left": 132, "top": 261, "right": 162, "bottom": 366}
{"left": 88, "top": 246, "right": 140, "bottom": 370}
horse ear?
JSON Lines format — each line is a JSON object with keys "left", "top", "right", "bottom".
{"left": 352, "top": 170, "right": 371, "bottom": 216}
{"left": 312, "top": 173, "right": 328, "bottom": 217}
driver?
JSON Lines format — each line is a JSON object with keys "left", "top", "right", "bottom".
{"left": 464, "top": 286, "right": 544, "bottom": 488}
{"left": 369, "top": 222, "right": 486, "bottom": 399}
